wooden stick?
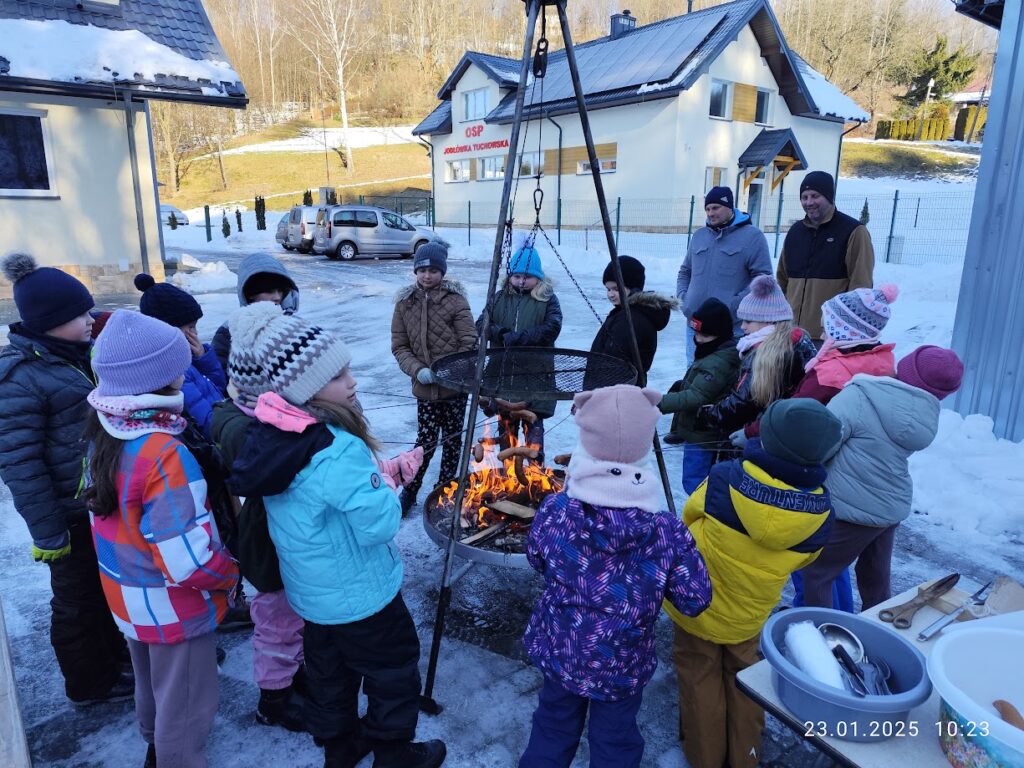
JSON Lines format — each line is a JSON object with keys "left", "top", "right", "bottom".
{"left": 489, "top": 499, "right": 536, "bottom": 520}
{"left": 460, "top": 520, "right": 509, "bottom": 546}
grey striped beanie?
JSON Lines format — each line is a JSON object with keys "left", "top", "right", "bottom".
{"left": 227, "top": 302, "right": 350, "bottom": 405}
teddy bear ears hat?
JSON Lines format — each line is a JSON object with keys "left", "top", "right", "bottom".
{"left": 572, "top": 384, "right": 662, "bottom": 464}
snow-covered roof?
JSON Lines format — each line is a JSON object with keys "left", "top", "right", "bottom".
{"left": 791, "top": 53, "right": 869, "bottom": 123}
{"left": 0, "top": 1, "right": 245, "bottom": 105}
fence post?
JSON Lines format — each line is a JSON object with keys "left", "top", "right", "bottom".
{"left": 467, "top": 201, "right": 471, "bottom": 246}
{"left": 913, "top": 197, "right": 921, "bottom": 228}
{"left": 614, "top": 197, "right": 622, "bottom": 250}
{"left": 204, "top": 205, "right": 211, "bottom": 243}
{"left": 773, "top": 190, "right": 784, "bottom": 259}
{"left": 686, "top": 195, "right": 695, "bottom": 246}
{"left": 359, "top": 195, "right": 364, "bottom": 205}
{"left": 398, "top": 199, "right": 404, "bottom": 216}
{"left": 884, "top": 190, "right": 900, "bottom": 263}
{"left": 556, "top": 198, "right": 562, "bottom": 245}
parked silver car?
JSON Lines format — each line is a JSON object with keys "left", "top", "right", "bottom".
{"left": 286, "top": 205, "right": 321, "bottom": 253}
{"left": 159, "top": 204, "right": 189, "bottom": 226}
{"left": 275, "top": 213, "right": 291, "bottom": 250}
{"left": 312, "top": 205, "right": 434, "bottom": 260}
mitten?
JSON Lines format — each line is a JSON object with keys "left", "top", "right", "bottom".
{"left": 377, "top": 447, "right": 425, "bottom": 490}
{"left": 32, "top": 532, "right": 71, "bottom": 563}
{"left": 729, "top": 428, "right": 749, "bottom": 448}
{"left": 416, "top": 367, "right": 435, "bottom": 385}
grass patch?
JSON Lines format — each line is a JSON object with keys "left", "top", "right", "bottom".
{"left": 840, "top": 142, "right": 978, "bottom": 179}
{"left": 164, "top": 143, "right": 430, "bottom": 210}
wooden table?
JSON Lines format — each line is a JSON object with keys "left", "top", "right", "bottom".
{"left": 735, "top": 583, "right": 977, "bottom": 768}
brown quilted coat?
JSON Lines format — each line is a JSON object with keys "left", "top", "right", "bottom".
{"left": 391, "top": 279, "right": 477, "bottom": 400}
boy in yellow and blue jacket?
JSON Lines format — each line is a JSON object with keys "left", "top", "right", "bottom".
{"left": 666, "top": 398, "right": 842, "bottom": 768}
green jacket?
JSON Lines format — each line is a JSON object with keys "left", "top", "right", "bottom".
{"left": 659, "top": 339, "right": 740, "bottom": 444}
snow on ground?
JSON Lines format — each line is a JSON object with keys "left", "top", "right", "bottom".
{"left": 2, "top": 196, "right": 1021, "bottom": 767}
{"left": 212, "top": 126, "right": 418, "bottom": 157}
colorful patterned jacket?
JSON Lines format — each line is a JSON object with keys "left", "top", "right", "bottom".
{"left": 523, "top": 492, "right": 711, "bottom": 701}
{"left": 90, "top": 432, "right": 239, "bottom": 644}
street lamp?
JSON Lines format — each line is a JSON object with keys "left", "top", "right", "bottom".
{"left": 915, "top": 77, "right": 936, "bottom": 141}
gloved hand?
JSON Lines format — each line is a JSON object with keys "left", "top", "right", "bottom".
{"left": 32, "top": 532, "right": 71, "bottom": 563}
{"left": 729, "top": 428, "right": 749, "bottom": 448}
{"left": 416, "top": 367, "right": 435, "bottom": 385}
{"left": 488, "top": 325, "right": 508, "bottom": 344}
{"left": 378, "top": 447, "right": 425, "bottom": 491}
{"left": 501, "top": 330, "right": 518, "bottom": 348}
{"left": 694, "top": 404, "right": 715, "bottom": 430}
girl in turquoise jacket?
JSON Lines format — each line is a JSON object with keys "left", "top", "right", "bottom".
{"left": 226, "top": 302, "right": 447, "bottom": 768}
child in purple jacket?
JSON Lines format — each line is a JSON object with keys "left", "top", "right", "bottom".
{"left": 520, "top": 384, "right": 712, "bottom": 768}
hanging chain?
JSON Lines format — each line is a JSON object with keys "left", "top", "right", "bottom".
{"left": 534, "top": 224, "right": 603, "bottom": 323}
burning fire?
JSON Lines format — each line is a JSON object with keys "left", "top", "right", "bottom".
{"left": 439, "top": 417, "right": 562, "bottom": 529}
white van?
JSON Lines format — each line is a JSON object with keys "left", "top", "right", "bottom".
{"left": 285, "top": 205, "right": 322, "bottom": 253}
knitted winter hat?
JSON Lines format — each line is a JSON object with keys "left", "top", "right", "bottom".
{"left": 509, "top": 246, "right": 543, "bottom": 279}
{"left": 413, "top": 241, "right": 448, "bottom": 275}
{"left": 135, "top": 273, "right": 203, "bottom": 328}
{"left": 821, "top": 284, "right": 898, "bottom": 342}
{"left": 602, "top": 255, "right": 646, "bottom": 292}
{"left": 760, "top": 398, "right": 842, "bottom": 466}
{"left": 800, "top": 171, "right": 835, "bottom": 204}
{"left": 566, "top": 385, "right": 664, "bottom": 513}
{"left": 92, "top": 310, "right": 192, "bottom": 397}
{"left": 2, "top": 253, "right": 94, "bottom": 333}
{"left": 229, "top": 302, "right": 351, "bottom": 406}
{"left": 705, "top": 185, "right": 734, "bottom": 210}
{"left": 896, "top": 345, "right": 964, "bottom": 401}
{"left": 689, "top": 297, "right": 734, "bottom": 339}
{"left": 737, "top": 275, "right": 792, "bottom": 323}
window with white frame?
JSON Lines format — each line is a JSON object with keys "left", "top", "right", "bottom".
{"left": 478, "top": 155, "right": 506, "bottom": 180}
{"left": 445, "top": 159, "right": 470, "bottom": 183}
{"left": 709, "top": 79, "right": 731, "bottom": 119}
{"left": 519, "top": 151, "right": 542, "bottom": 177}
{"left": 0, "top": 109, "right": 58, "bottom": 197}
{"left": 704, "top": 166, "right": 728, "bottom": 190}
{"left": 577, "top": 157, "right": 616, "bottom": 175}
{"left": 463, "top": 88, "right": 490, "bottom": 121}
{"left": 755, "top": 88, "right": 771, "bottom": 124}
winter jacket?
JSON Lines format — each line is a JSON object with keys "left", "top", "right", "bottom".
{"left": 701, "top": 328, "right": 817, "bottom": 436}
{"left": 0, "top": 326, "right": 94, "bottom": 543}
{"left": 676, "top": 211, "right": 772, "bottom": 328}
{"left": 524, "top": 492, "right": 711, "bottom": 701}
{"left": 391, "top": 279, "right": 477, "bottom": 401}
{"left": 660, "top": 339, "right": 741, "bottom": 444}
{"left": 587, "top": 291, "right": 676, "bottom": 388}
{"left": 665, "top": 440, "right": 834, "bottom": 645}
{"left": 90, "top": 432, "right": 239, "bottom": 644}
{"left": 824, "top": 374, "right": 940, "bottom": 528}
{"left": 182, "top": 344, "right": 227, "bottom": 440}
{"left": 478, "top": 280, "right": 563, "bottom": 419}
{"left": 212, "top": 254, "right": 299, "bottom": 374}
{"left": 777, "top": 209, "right": 875, "bottom": 339}
{"left": 789, "top": 343, "right": 895, "bottom": 405}
{"left": 257, "top": 425, "right": 403, "bottom": 624}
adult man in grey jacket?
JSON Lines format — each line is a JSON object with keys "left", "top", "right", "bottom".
{"left": 676, "top": 186, "right": 771, "bottom": 362}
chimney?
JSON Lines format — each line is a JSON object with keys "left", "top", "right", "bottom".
{"left": 610, "top": 9, "right": 636, "bottom": 39}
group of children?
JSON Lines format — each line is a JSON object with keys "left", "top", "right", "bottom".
{"left": 0, "top": 238, "right": 965, "bottom": 768}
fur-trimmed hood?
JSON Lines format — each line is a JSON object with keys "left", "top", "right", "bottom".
{"left": 627, "top": 290, "right": 679, "bottom": 312}
{"left": 393, "top": 278, "right": 467, "bottom": 304}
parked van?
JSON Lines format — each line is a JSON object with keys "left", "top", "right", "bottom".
{"left": 286, "top": 205, "right": 321, "bottom": 252}
{"left": 312, "top": 205, "right": 434, "bottom": 260}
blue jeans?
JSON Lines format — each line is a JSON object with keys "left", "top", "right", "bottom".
{"left": 519, "top": 676, "right": 644, "bottom": 768}
{"left": 682, "top": 444, "right": 715, "bottom": 495}
{"left": 791, "top": 568, "right": 854, "bottom": 612}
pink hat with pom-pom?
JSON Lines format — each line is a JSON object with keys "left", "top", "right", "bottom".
{"left": 737, "top": 275, "right": 792, "bottom": 323}
{"left": 822, "top": 283, "right": 898, "bottom": 342}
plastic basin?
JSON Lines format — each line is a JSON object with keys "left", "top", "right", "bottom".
{"left": 928, "top": 627, "right": 1024, "bottom": 767}
{"left": 760, "top": 607, "right": 932, "bottom": 742}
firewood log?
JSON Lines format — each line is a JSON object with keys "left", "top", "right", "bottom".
{"left": 488, "top": 499, "right": 537, "bottom": 520}
{"left": 461, "top": 520, "right": 509, "bottom": 546}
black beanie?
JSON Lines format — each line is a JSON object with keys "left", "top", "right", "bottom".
{"left": 135, "top": 273, "right": 202, "bottom": 327}
{"left": 704, "top": 186, "right": 734, "bottom": 210}
{"left": 689, "top": 298, "right": 734, "bottom": 339}
{"left": 602, "top": 255, "right": 646, "bottom": 292}
{"left": 760, "top": 398, "right": 842, "bottom": 466}
{"left": 800, "top": 171, "right": 835, "bottom": 204}
{"left": 2, "top": 253, "right": 94, "bottom": 333}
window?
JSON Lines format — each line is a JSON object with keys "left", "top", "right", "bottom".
{"left": 709, "top": 79, "right": 731, "bottom": 119}
{"left": 519, "top": 152, "right": 542, "bottom": 177}
{"left": 577, "top": 158, "right": 616, "bottom": 175}
{"left": 383, "top": 212, "right": 413, "bottom": 230}
{"left": 705, "top": 166, "right": 728, "bottom": 190}
{"left": 463, "top": 88, "right": 490, "bottom": 121}
{"left": 0, "top": 110, "right": 58, "bottom": 197}
{"left": 445, "top": 159, "right": 470, "bottom": 183}
{"left": 755, "top": 89, "right": 771, "bottom": 124}
{"left": 355, "top": 210, "right": 378, "bottom": 228}
{"left": 334, "top": 210, "right": 356, "bottom": 226}
{"left": 478, "top": 155, "right": 506, "bottom": 180}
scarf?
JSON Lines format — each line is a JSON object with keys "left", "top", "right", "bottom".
{"left": 87, "top": 391, "right": 188, "bottom": 439}
{"left": 736, "top": 325, "right": 774, "bottom": 358}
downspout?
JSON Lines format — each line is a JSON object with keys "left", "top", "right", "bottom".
{"left": 418, "top": 137, "right": 435, "bottom": 229}
{"left": 143, "top": 101, "right": 168, "bottom": 274}
{"left": 834, "top": 120, "right": 864, "bottom": 196}
{"left": 123, "top": 92, "right": 151, "bottom": 275}
{"left": 546, "top": 113, "right": 563, "bottom": 236}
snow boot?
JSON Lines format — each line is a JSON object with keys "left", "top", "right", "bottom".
{"left": 372, "top": 739, "right": 446, "bottom": 768}
{"left": 142, "top": 743, "right": 156, "bottom": 768}
{"left": 291, "top": 663, "right": 309, "bottom": 697}
{"left": 323, "top": 735, "right": 373, "bottom": 768}
{"left": 217, "top": 588, "right": 254, "bottom": 632}
{"left": 70, "top": 669, "right": 135, "bottom": 707}
{"left": 256, "top": 685, "right": 307, "bottom": 732}
{"left": 400, "top": 489, "right": 417, "bottom": 518}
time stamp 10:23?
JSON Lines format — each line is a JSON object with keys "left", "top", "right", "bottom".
{"left": 803, "top": 720, "right": 991, "bottom": 739}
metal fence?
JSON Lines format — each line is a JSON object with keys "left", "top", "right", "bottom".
{"left": 430, "top": 188, "right": 977, "bottom": 266}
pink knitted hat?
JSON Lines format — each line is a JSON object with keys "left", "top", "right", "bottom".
{"left": 737, "top": 275, "right": 792, "bottom": 323}
{"left": 896, "top": 346, "right": 964, "bottom": 400}
{"left": 822, "top": 284, "right": 899, "bottom": 342}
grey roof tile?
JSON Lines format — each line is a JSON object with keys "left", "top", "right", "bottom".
{"left": 737, "top": 128, "right": 808, "bottom": 169}
{"left": 412, "top": 101, "right": 452, "bottom": 137}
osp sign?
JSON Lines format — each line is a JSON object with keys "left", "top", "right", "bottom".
{"left": 465, "top": 124, "right": 485, "bottom": 138}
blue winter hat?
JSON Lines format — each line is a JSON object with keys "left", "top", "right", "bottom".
{"left": 92, "top": 310, "right": 192, "bottom": 397}
{"left": 509, "top": 246, "right": 543, "bottom": 279}
{"left": 2, "top": 253, "right": 94, "bottom": 333}
{"left": 705, "top": 186, "right": 734, "bottom": 210}
{"left": 413, "top": 241, "right": 448, "bottom": 275}
{"left": 135, "top": 273, "right": 202, "bottom": 328}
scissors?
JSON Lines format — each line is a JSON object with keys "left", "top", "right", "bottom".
{"left": 878, "top": 572, "right": 960, "bottom": 629}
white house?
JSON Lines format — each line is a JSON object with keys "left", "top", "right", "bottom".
{"left": 0, "top": 0, "right": 246, "bottom": 299}
{"left": 413, "top": 0, "right": 867, "bottom": 232}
